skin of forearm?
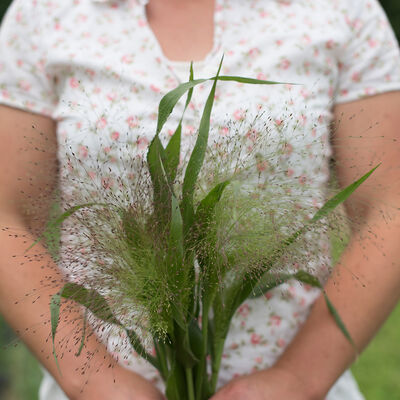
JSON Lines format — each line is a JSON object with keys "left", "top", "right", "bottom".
{"left": 0, "top": 214, "right": 121, "bottom": 399}
{"left": 275, "top": 210, "right": 400, "bottom": 399}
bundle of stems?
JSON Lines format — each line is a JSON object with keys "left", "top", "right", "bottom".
{"left": 31, "top": 59, "right": 378, "bottom": 400}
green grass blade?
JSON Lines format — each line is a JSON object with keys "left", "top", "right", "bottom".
{"left": 311, "top": 164, "right": 380, "bottom": 223}
{"left": 25, "top": 202, "right": 114, "bottom": 252}
{"left": 293, "top": 271, "right": 357, "bottom": 350}
{"left": 166, "top": 361, "right": 186, "bottom": 400}
{"left": 165, "top": 124, "right": 182, "bottom": 183}
{"left": 169, "top": 194, "right": 184, "bottom": 264}
{"left": 181, "top": 57, "right": 224, "bottom": 233}
{"left": 126, "top": 329, "right": 160, "bottom": 370}
{"left": 50, "top": 292, "right": 62, "bottom": 374}
{"left": 216, "top": 75, "right": 288, "bottom": 85}
{"left": 59, "top": 282, "right": 120, "bottom": 325}
{"left": 75, "top": 308, "right": 88, "bottom": 357}
{"left": 147, "top": 135, "right": 171, "bottom": 228}
{"left": 322, "top": 292, "right": 357, "bottom": 350}
{"left": 195, "top": 180, "right": 231, "bottom": 221}
{"left": 157, "top": 78, "right": 207, "bottom": 136}
{"left": 165, "top": 64, "right": 195, "bottom": 183}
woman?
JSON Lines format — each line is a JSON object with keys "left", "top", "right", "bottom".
{"left": 0, "top": 0, "right": 399, "bottom": 399}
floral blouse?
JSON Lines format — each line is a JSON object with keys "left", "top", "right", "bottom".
{"left": 1, "top": 0, "right": 400, "bottom": 399}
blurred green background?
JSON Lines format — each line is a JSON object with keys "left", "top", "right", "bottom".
{"left": 1, "top": 0, "right": 400, "bottom": 399}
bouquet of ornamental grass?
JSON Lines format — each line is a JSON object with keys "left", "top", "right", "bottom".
{"left": 31, "top": 59, "right": 378, "bottom": 400}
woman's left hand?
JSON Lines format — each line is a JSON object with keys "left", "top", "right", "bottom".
{"left": 209, "top": 366, "right": 320, "bottom": 400}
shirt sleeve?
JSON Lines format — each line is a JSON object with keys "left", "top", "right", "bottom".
{"left": 334, "top": 0, "right": 400, "bottom": 104}
{"left": 0, "top": 0, "right": 57, "bottom": 117}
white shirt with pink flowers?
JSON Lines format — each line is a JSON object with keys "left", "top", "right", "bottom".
{"left": 1, "top": 0, "right": 400, "bottom": 399}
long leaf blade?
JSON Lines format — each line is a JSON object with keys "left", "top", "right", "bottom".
{"left": 25, "top": 202, "right": 114, "bottom": 252}
{"left": 311, "top": 164, "right": 380, "bottom": 223}
{"left": 181, "top": 57, "right": 224, "bottom": 233}
{"left": 157, "top": 78, "right": 207, "bottom": 136}
{"left": 216, "top": 75, "right": 287, "bottom": 85}
{"left": 165, "top": 63, "right": 195, "bottom": 182}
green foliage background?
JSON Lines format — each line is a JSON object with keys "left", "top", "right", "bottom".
{"left": 0, "top": 1, "right": 399, "bottom": 399}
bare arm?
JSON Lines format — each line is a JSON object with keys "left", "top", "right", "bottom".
{"left": 0, "top": 106, "right": 164, "bottom": 400}
{"left": 211, "top": 91, "right": 400, "bottom": 399}
{"left": 274, "top": 91, "right": 400, "bottom": 398}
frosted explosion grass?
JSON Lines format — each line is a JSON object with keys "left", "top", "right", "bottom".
{"left": 25, "top": 61, "right": 379, "bottom": 400}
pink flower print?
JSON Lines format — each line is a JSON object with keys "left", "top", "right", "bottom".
{"left": 276, "top": 338, "right": 286, "bottom": 348}
{"left": 255, "top": 356, "right": 263, "bottom": 364}
{"left": 300, "top": 89, "right": 310, "bottom": 99}
{"left": 121, "top": 54, "right": 134, "bottom": 64}
{"left": 264, "top": 292, "right": 273, "bottom": 300}
{"left": 260, "top": 10, "right": 269, "bottom": 18}
{"left": 137, "top": 136, "right": 149, "bottom": 150}
{"left": 270, "top": 315, "right": 282, "bottom": 326}
{"left": 150, "top": 84, "right": 160, "bottom": 93}
{"left": 85, "top": 68, "right": 96, "bottom": 78}
{"left": 276, "top": 39, "right": 283, "bottom": 46}
{"left": 275, "top": 119, "right": 283, "bottom": 126}
{"left": 237, "top": 303, "right": 250, "bottom": 318}
{"left": 368, "top": 39, "right": 379, "bottom": 48}
{"left": 78, "top": 145, "right": 88, "bottom": 159}
{"left": 352, "top": 72, "right": 361, "bottom": 82}
{"left": 288, "top": 285, "right": 296, "bottom": 298}
{"left": 101, "top": 177, "right": 114, "bottom": 190}
{"left": 111, "top": 131, "right": 120, "bottom": 141}
{"left": 93, "top": 87, "right": 102, "bottom": 94}
{"left": 257, "top": 72, "right": 267, "bottom": 80}
{"left": 245, "top": 128, "right": 258, "bottom": 142}
{"left": 96, "top": 117, "right": 107, "bottom": 129}
{"left": 280, "top": 59, "right": 291, "bottom": 70}
{"left": 248, "top": 47, "right": 260, "bottom": 58}
{"left": 256, "top": 160, "right": 268, "bottom": 172}
{"left": 17, "top": 59, "right": 24, "bottom": 67}
{"left": 126, "top": 115, "right": 139, "bottom": 128}
{"left": 364, "top": 87, "right": 374, "bottom": 96}
{"left": 107, "top": 93, "right": 117, "bottom": 102}
{"left": 184, "top": 125, "right": 195, "bottom": 136}
{"left": 298, "top": 175, "right": 307, "bottom": 185}
{"left": 286, "top": 168, "right": 294, "bottom": 178}
{"left": 19, "top": 80, "right": 31, "bottom": 92}
{"left": 69, "top": 77, "right": 80, "bottom": 88}
{"left": 325, "top": 39, "right": 335, "bottom": 50}
{"left": 88, "top": 171, "right": 96, "bottom": 180}
{"left": 219, "top": 126, "right": 229, "bottom": 136}
{"left": 138, "top": 18, "right": 147, "bottom": 27}
{"left": 303, "top": 34, "right": 311, "bottom": 44}
{"left": 15, "top": 11, "right": 22, "bottom": 23}
{"left": 250, "top": 333, "right": 261, "bottom": 345}
{"left": 103, "top": 146, "right": 111, "bottom": 154}
{"left": 233, "top": 109, "right": 245, "bottom": 121}
{"left": 283, "top": 142, "right": 293, "bottom": 156}
{"left": 1, "top": 90, "right": 10, "bottom": 99}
